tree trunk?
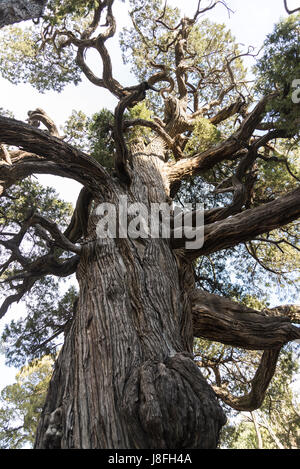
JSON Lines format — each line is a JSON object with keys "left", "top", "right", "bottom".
{"left": 34, "top": 143, "right": 226, "bottom": 449}
{"left": 251, "top": 411, "right": 264, "bottom": 449}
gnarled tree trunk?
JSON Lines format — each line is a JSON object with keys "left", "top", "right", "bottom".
{"left": 34, "top": 143, "right": 226, "bottom": 449}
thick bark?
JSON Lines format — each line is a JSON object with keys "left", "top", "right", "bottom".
{"left": 34, "top": 144, "right": 225, "bottom": 449}
{"left": 191, "top": 291, "right": 300, "bottom": 411}
{"left": 0, "top": 0, "right": 47, "bottom": 28}
{"left": 0, "top": 0, "right": 298, "bottom": 449}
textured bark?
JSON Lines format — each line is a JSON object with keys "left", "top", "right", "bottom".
{"left": 0, "top": 0, "right": 46, "bottom": 28}
{"left": 34, "top": 144, "right": 226, "bottom": 449}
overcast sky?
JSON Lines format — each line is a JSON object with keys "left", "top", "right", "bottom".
{"left": 0, "top": 0, "right": 298, "bottom": 389}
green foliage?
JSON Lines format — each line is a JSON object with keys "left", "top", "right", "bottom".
{"left": 0, "top": 178, "right": 73, "bottom": 244}
{"left": 63, "top": 108, "right": 116, "bottom": 169}
{"left": 0, "top": 0, "right": 126, "bottom": 92}
{"left": 88, "top": 109, "right": 115, "bottom": 169}
{"left": 45, "top": 0, "right": 98, "bottom": 25}
{"left": 185, "top": 19, "right": 245, "bottom": 104}
{"left": 221, "top": 421, "right": 259, "bottom": 449}
{"left": 62, "top": 109, "right": 91, "bottom": 151}
{"left": 45, "top": 0, "right": 125, "bottom": 25}
{"left": 1, "top": 284, "right": 77, "bottom": 367}
{"left": 120, "top": 1, "right": 246, "bottom": 113}
{"left": 0, "top": 356, "right": 54, "bottom": 449}
{"left": 195, "top": 339, "right": 300, "bottom": 449}
{"left": 0, "top": 107, "right": 14, "bottom": 118}
{"left": 0, "top": 2, "right": 298, "bottom": 449}
{"left": 125, "top": 101, "right": 153, "bottom": 143}
{"left": 254, "top": 14, "right": 300, "bottom": 135}
{"left": 254, "top": 142, "right": 299, "bottom": 202}
{"left": 185, "top": 117, "right": 221, "bottom": 155}
{"left": 62, "top": 103, "right": 155, "bottom": 170}
{"left": 0, "top": 178, "right": 77, "bottom": 367}
{"left": 0, "top": 26, "right": 81, "bottom": 92}
{"left": 177, "top": 166, "right": 299, "bottom": 304}
{"left": 120, "top": 0, "right": 180, "bottom": 79}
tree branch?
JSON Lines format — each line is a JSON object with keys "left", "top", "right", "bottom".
{"left": 27, "top": 108, "right": 60, "bottom": 137}
{"left": 29, "top": 214, "right": 82, "bottom": 254}
{"left": 283, "top": 0, "right": 300, "bottom": 14}
{"left": 0, "top": 115, "right": 110, "bottom": 193}
{"left": 167, "top": 95, "right": 271, "bottom": 183}
{"left": 172, "top": 187, "right": 300, "bottom": 258}
{"left": 212, "top": 349, "right": 281, "bottom": 411}
{"left": 0, "top": 255, "right": 78, "bottom": 320}
{"left": 190, "top": 290, "right": 300, "bottom": 350}
{"left": 64, "top": 187, "right": 93, "bottom": 243}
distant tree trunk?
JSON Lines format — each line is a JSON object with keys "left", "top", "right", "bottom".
{"left": 251, "top": 411, "right": 264, "bottom": 449}
{"left": 261, "top": 416, "right": 285, "bottom": 449}
{"left": 0, "top": 0, "right": 47, "bottom": 28}
{"left": 34, "top": 142, "right": 226, "bottom": 449}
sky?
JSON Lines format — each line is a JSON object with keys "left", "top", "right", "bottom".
{"left": 0, "top": 0, "right": 299, "bottom": 390}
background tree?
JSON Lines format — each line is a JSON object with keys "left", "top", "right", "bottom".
{"left": 0, "top": 0, "right": 299, "bottom": 449}
{"left": 220, "top": 345, "right": 300, "bottom": 449}
{"left": 0, "top": 355, "right": 54, "bottom": 449}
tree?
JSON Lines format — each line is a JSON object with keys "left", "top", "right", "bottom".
{"left": 0, "top": 0, "right": 299, "bottom": 449}
{"left": 0, "top": 355, "right": 54, "bottom": 448}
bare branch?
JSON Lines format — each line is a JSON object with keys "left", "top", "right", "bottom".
{"left": 27, "top": 108, "right": 60, "bottom": 137}
{"left": 29, "top": 214, "right": 82, "bottom": 254}
{"left": 212, "top": 349, "right": 281, "bottom": 411}
{"left": 64, "top": 187, "right": 93, "bottom": 243}
{"left": 209, "top": 98, "right": 245, "bottom": 125}
{"left": 0, "top": 255, "right": 79, "bottom": 320}
{"left": 283, "top": 0, "right": 300, "bottom": 14}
